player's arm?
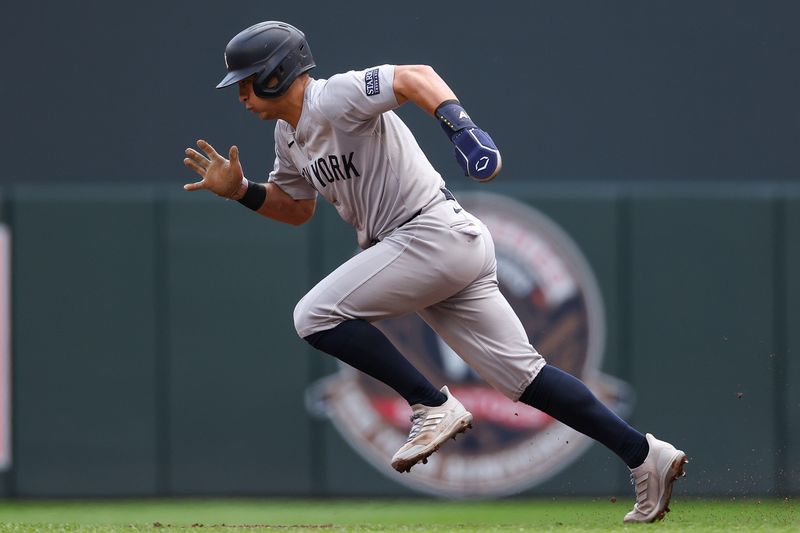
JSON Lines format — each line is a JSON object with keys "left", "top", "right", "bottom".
{"left": 392, "top": 65, "right": 457, "bottom": 114}
{"left": 393, "top": 65, "right": 501, "bottom": 182}
{"left": 183, "top": 139, "right": 316, "bottom": 226}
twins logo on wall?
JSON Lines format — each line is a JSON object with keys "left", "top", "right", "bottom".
{"left": 307, "top": 192, "right": 632, "bottom": 497}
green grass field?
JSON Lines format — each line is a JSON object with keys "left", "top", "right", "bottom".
{"left": 0, "top": 498, "right": 796, "bottom": 532}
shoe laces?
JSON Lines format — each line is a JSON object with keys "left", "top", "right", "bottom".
{"left": 405, "top": 411, "right": 426, "bottom": 442}
{"left": 405, "top": 409, "right": 444, "bottom": 443}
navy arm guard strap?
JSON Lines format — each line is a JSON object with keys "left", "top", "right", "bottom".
{"left": 434, "top": 100, "right": 502, "bottom": 182}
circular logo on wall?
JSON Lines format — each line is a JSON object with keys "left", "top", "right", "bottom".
{"left": 306, "top": 192, "right": 632, "bottom": 498}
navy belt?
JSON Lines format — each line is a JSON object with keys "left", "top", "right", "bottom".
{"left": 370, "top": 187, "right": 456, "bottom": 246}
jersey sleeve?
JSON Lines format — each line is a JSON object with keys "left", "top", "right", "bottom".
{"left": 267, "top": 125, "right": 317, "bottom": 200}
{"left": 316, "top": 64, "right": 400, "bottom": 131}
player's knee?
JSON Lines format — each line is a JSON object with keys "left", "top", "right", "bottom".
{"left": 293, "top": 297, "right": 312, "bottom": 338}
{"left": 293, "top": 295, "right": 337, "bottom": 338}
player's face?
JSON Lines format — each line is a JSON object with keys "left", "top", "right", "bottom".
{"left": 238, "top": 75, "right": 280, "bottom": 120}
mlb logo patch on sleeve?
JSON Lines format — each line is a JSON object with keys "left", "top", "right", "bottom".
{"left": 364, "top": 68, "right": 380, "bottom": 96}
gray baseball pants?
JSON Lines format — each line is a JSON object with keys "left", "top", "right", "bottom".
{"left": 293, "top": 196, "right": 546, "bottom": 400}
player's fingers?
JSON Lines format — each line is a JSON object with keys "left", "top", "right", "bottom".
{"left": 197, "top": 139, "right": 222, "bottom": 160}
{"left": 229, "top": 145, "right": 239, "bottom": 164}
{"left": 183, "top": 157, "right": 207, "bottom": 176}
{"left": 184, "top": 148, "right": 210, "bottom": 169}
{"left": 183, "top": 180, "right": 206, "bottom": 191}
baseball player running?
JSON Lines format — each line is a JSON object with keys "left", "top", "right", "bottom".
{"left": 183, "top": 21, "right": 687, "bottom": 523}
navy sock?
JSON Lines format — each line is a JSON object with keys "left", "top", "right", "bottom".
{"left": 519, "top": 364, "right": 649, "bottom": 468}
{"left": 304, "top": 319, "right": 447, "bottom": 407}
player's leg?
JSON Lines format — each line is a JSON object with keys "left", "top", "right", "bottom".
{"left": 418, "top": 232, "right": 685, "bottom": 521}
{"left": 305, "top": 318, "right": 445, "bottom": 406}
{"left": 304, "top": 317, "right": 473, "bottom": 474}
{"left": 520, "top": 363, "right": 688, "bottom": 523}
{"left": 416, "top": 236, "right": 645, "bottom": 464}
{"left": 295, "top": 200, "right": 488, "bottom": 471}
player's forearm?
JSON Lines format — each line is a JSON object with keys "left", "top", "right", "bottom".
{"left": 254, "top": 182, "right": 316, "bottom": 226}
{"left": 393, "top": 65, "right": 457, "bottom": 115}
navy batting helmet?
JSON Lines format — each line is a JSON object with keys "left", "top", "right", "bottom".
{"left": 216, "top": 21, "right": 315, "bottom": 99}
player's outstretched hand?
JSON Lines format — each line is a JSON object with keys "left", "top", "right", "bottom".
{"left": 183, "top": 139, "right": 245, "bottom": 198}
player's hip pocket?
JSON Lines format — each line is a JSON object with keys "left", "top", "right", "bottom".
{"left": 449, "top": 209, "right": 483, "bottom": 238}
{"left": 450, "top": 218, "right": 483, "bottom": 237}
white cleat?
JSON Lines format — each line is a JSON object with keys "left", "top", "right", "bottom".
{"left": 624, "top": 433, "right": 688, "bottom": 523}
{"left": 391, "top": 386, "right": 473, "bottom": 473}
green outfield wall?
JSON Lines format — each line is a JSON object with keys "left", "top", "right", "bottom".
{"left": 0, "top": 183, "right": 797, "bottom": 498}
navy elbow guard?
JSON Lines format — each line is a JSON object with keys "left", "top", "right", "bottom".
{"left": 435, "top": 100, "right": 502, "bottom": 182}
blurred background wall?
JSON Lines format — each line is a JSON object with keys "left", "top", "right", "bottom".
{"left": 0, "top": 0, "right": 797, "bottom": 498}
{"left": 1, "top": 0, "right": 798, "bottom": 185}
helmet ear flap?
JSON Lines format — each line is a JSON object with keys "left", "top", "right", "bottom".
{"left": 253, "top": 63, "right": 285, "bottom": 98}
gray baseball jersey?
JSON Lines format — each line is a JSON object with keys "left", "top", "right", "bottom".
{"left": 268, "top": 64, "right": 444, "bottom": 249}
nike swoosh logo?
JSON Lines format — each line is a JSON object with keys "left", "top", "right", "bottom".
{"left": 454, "top": 207, "right": 462, "bottom": 213}
{"left": 288, "top": 140, "right": 295, "bottom": 148}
